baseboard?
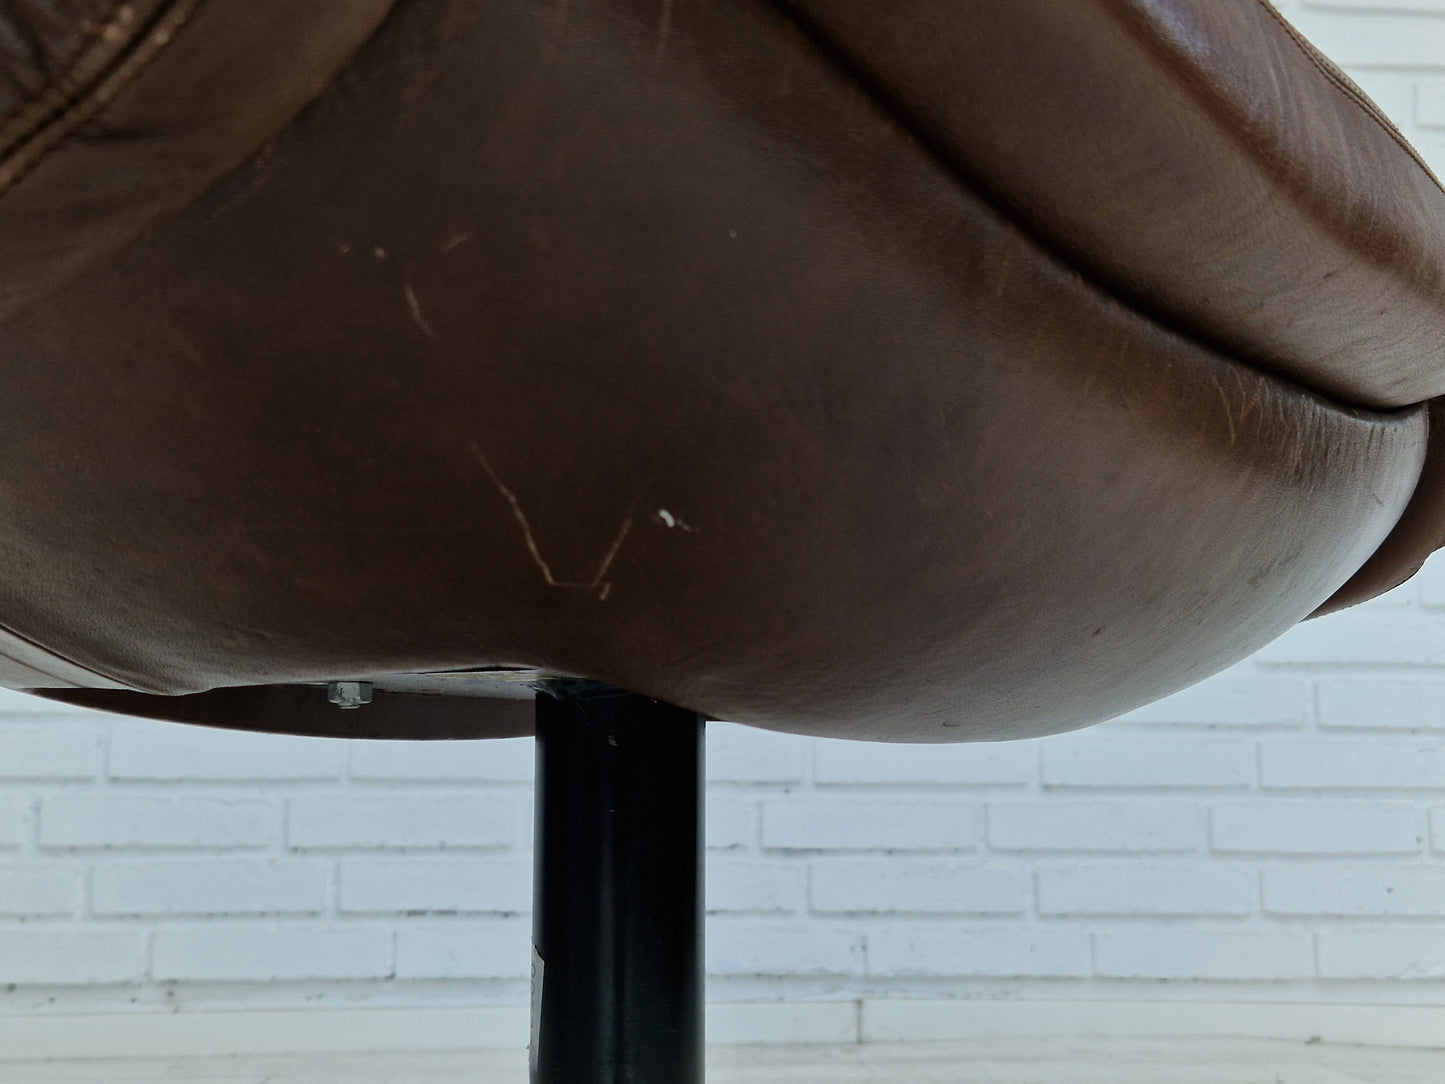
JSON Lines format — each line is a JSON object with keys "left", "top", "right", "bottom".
{"left": 1, "top": 998, "right": 1443, "bottom": 1060}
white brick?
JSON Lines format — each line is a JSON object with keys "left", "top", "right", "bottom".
{"left": 0, "top": 795, "right": 26, "bottom": 849}
{"left": 91, "top": 860, "right": 327, "bottom": 916}
{"left": 1319, "top": 679, "right": 1445, "bottom": 731}
{"left": 1411, "top": 132, "right": 1445, "bottom": 183}
{"left": 1095, "top": 928, "right": 1312, "bottom": 980}
{"left": 813, "top": 740, "right": 1033, "bottom": 787}
{"left": 706, "top": 860, "right": 806, "bottom": 914}
{"left": 702, "top": 792, "right": 751, "bottom": 855}
{"left": 1300, "top": 0, "right": 1445, "bottom": 11}
{"left": 0, "top": 865, "right": 81, "bottom": 915}
{"left": 1260, "top": 740, "right": 1445, "bottom": 789}
{"left": 349, "top": 737, "right": 533, "bottom": 783}
{"left": 40, "top": 796, "right": 275, "bottom": 849}
{"left": 1255, "top": 610, "right": 1445, "bottom": 666}
{"left": 707, "top": 920, "right": 862, "bottom": 976}
{"left": 287, "top": 795, "right": 515, "bottom": 850}
{"left": 706, "top": 797, "right": 753, "bottom": 850}
{"left": 1041, "top": 734, "right": 1253, "bottom": 789}
{"left": 339, "top": 858, "right": 531, "bottom": 914}
{"left": 706, "top": 724, "right": 808, "bottom": 784}
{"left": 987, "top": 801, "right": 1198, "bottom": 853}
{"left": 866, "top": 926, "right": 1090, "bottom": 978}
{"left": 762, "top": 799, "right": 975, "bottom": 852}
{"left": 1288, "top": 9, "right": 1445, "bottom": 67}
{"left": 0, "top": 689, "right": 100, "bottom": 716}
{"left": 1264, "top": 864, "right": 1445, "bottom": 916}
{"left": 0, "top": 723, "right": 101, "bottom": 779}
{"left": 1416, "top": 551, "right": 1445, "bottom": 604}
{"left": 1114, "top": 672, "right": 1311, "bottom": 728}
{"left": 395, "top": 918, "right": 531, "bottom": 979}
{"left": 109, "top": 721, "right": 341, "bottom": 781}
{"left": 152, "top": 926, "right": 392, "bottom": 981}
{"left": 809, "top": 859, "right": 1026, "bottom": 915}
{"left": 1212, "top": 802, "right": 1423, "bottom": 855}
{"left": 0, "top": 929, "right": 146, "bottom": 984}
{"left": 1036, "top": 863, "right": 1254, "bottom": 917}
{"left": 1319, "top": 929, "right": 1445, "bottom": 979}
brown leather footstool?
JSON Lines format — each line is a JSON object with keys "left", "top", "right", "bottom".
{"left": 3, "top": 2, "right": 1444, "bottom": 1079}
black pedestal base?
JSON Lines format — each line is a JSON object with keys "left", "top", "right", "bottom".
{"left": 531, "top": 684, "right": 705, "bottom": 1083}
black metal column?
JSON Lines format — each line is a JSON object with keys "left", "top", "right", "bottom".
{"left": 531, "top": 683, "right": 704, "bottom": 1084}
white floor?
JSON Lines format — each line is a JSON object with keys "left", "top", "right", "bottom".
{"left": 2, "top": 1039, "right": 1445, "bottom": 1083}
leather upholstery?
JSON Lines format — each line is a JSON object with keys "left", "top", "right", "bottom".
{"left": 2, "top": 0, "right": 1441, "bottom": 741}
{"left": 779, "top": 0, "right": 1445, "bottom": 411}
{"left": 0, "top": 0, "right": 394, "bottom": 319}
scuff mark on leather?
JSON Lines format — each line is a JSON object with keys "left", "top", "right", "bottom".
{"left": 471, "top": 445, "right": 632, "bottom": 599}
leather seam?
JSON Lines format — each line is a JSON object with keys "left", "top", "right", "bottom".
{"left": 1256, "top": 0, "right": 1445, "bottom": 199}
{"left": 0, "top": 0, "right": 131, "bottom": 143}
{"left": 0, "top": 0, "right": 199, "bottom": 196}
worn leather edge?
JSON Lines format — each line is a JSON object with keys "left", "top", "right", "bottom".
{"left": 0, "top": 624, "right": 127, "bottom": 689}
{"left": 28, "top": 685, "right": 535, "bottom": 740}
{"left": 1315, "top": 400, "right": 1445, "bottom": 614}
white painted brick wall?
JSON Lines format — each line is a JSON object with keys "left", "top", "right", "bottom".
{"left": 761, "top": 799, "right": 977, "bottom": 852}
{"left": 1093, "top": 929, "right": 1316, "bottom": 982}
{"left": 987, "top": 801, "right": 1201, "bottom": 853}
{"left": 395, "top": 918, "right": 532, "bottom": 980}
{"left": 5, "top": 0, "right": 1445, "bottom": 1016}
{"left": 1035, "top": 863, "right": 1255, "bottom": 918}
{"left": 1318, "top": 930, "right": 1445, "bottom": 980}
{"left": 90, "top": 859, "right": 329, "bottom": 917}
{"left": 1210, "top": 802, "right": 1425, "bottom": 855}
{"left": 287, "top": 795, "right": 516, "bottom": 851}
{"left": 0, "top": 930, "right": 148, "bottom": 985}
{"left": 808, "top": 859, "right": 1027, "bottom": 916}
{"left": 865, "top": 927, "right": 1092, "bottom": 979}
{"left": 338, "top": 858, "right": 532, "bottom": 915}
{"left": 0, "top": 866, "right": 81, "bottom": 916}
{"left": 151, "top": 926, "right": 392, "bottom": 982}
{"left": 40, "top": 796, "right": 277, "bottom": 849}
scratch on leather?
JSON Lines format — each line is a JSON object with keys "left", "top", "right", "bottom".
{"left": 1208, "top": 373, "right": 1238, "bottom": 447}
{"left": 403, "top": 275, "right": 438, "bottom": 339}
{"left": 472, "top": 445, "right": 632, "bottom": 598}
{"left": 656, "top": 0, "right": 674, "bottom": 57}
